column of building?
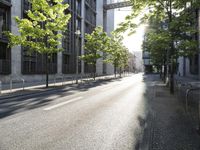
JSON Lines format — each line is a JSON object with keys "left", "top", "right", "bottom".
{"left": 104, "top": 1, "right": 115, "bottom": 75}
{"left": 11, "top": 0, "right": 22, "bottom": 79}
{"left": 96, "top": 0, "right": 104, "bottom": 75}
{"left": 81, "top": 0, "right": 85, "bottom": 74}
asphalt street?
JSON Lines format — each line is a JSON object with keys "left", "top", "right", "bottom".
{"left": 0, "top": 73, "right": 155, "bottom": 150}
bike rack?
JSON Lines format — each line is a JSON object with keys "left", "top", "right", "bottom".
{"left": 185, "top": 85, "right": 200, "bottom": 134}
{"left": 10, "top": 78, "right": 25, "bottom": 92}
{"left": 63, "top": 76, "right": 74, "bottom": 85}
{"left": 0, "top": 81, "right": 2, "bottom": 95}
{"left": 54, "top": 74, "right": 64, "bottom": 86}
{"left": 185, "top": 87, "right": 200, "bottom": 112}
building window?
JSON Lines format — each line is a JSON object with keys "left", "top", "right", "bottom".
{"left": 0, "top": 7, "right": 9, "bottom": 38}
{"left": 21, "top": 0, "right": 57, "bottom": 74}
{"left": 62, "top": 54, "right": 73, "bottom": 74}
{"left": 76, "top": 0, "right": 81, "bottom": 16}
{"left": 23, "top": 0, "right": 31, "bottom": 12}
{"left": 22, "top": 48, "right": 57, "bottom": 74}
{"left": 76, "top": 18, "right": 81, "bottom": 31}
{"left": 189, "top": 54, "right": 199, "bottom": 75}
{"left": 0, "top": 42, "right": 11, "bottom": 74}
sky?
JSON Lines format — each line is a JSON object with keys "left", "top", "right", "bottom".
{"left": 114, "top": 7, "right": 146, "bottom": 53}
{"left": 114, "top": 7, "right": 146, "bottom": 71}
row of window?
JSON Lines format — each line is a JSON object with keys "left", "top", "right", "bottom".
{"left": 0, "top": 5, "right": 10, "bottom": 39}
{"left": 85, "top": 0, "right": 96, "bottom": 10}
{"left": 0, "top": 0, "right": 97, "bottom": 75}
{"left": 0, "top": 2, "right": 10, "bottom": 74}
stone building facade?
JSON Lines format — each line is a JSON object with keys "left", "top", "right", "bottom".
{"left": 0, "top": 0, "right": 114, "bottom": 83}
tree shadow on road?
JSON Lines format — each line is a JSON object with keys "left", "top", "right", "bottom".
{"left": 0, "top": 77, "right": 123, "bottom": 119}
{"left": 130, "top": 74, "right": 158, "bottom": 150}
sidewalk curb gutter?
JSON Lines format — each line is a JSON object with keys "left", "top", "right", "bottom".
{"left": 0, "top": 75, "right": 131, "bottom": 101}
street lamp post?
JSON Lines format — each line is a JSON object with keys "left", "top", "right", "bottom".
{"left": 75, "top": 29, "right": 81, "bottom": 84}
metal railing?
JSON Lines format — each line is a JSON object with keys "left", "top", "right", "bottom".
{"left": 176, "top": 79, "right": 200, "bottom": 133}
{"left": 186, "top": 87, "right": 200, "bottom": 133}
{"left": 54, "top": 74, "right": 74, "bottom": 86}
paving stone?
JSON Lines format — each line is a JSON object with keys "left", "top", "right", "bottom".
{"left": 146, "top": 81, "right": 200, "bottom": 150}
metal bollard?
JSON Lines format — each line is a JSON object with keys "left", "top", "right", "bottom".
{"left": 10, "top": 80, "right": 12, "bottom": 93}
{"left": 0, "top": 82, "right": 1, "bottom": 94}
{"left": 54, "top": 75, "right": 56, "bottom": 86}
{"left": 62, "top": 76, "right": 64, "bottom": 86}
{"left": 198, "top": 100, "right": 200, "bottom": 134}
{"left": 22, "top": 79, "right": 25, "bottom": 90}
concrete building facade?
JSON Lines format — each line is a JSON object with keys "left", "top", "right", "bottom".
{"left": 0, "top": 0, "right": 115, "bottom": 83}
{"left": 177, "top": 9, "right": 200, "bottom": 80}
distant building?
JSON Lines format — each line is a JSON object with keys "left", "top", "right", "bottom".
{"left": 0, "top": 0, "right": 115, "bottom": 83}
{"left": 177, "top": 8, "right": 200, "bottom": 80}
{"left": 142, "top": 51, "right": 152, "bottom": 73}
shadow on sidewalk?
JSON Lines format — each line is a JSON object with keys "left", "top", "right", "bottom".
{"left": 146, "top": 82, "right": 200, "bottom": 149}
{"left": 132, "top": 74, "right": 200, "bottom": 150}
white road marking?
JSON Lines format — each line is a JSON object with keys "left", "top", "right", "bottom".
{"left": 44, "top": 97, "right": 83, "bottom": 111}
{"left": 100, "top": 86, "right": 113, "bottom": 91}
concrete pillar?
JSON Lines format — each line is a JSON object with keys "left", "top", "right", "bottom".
{"left": 96, "top": 0, "right": 115, "bottom": 75}
{"left": 57, "top": 30, "right": 63, "bottom": 75}
{"left": 81, "top": 0, "right": 85, "bottom": 74}
{"left": 57, "top": 52, "right": 62, "bottom": 74}
{"left": 96, "top": 0, "right": 104, "bottom": 75}
{"left": 11, "top": 0, "right": 22, "bottom": 78}
{"left": 105, "top": 9, "right": 115, "bottom": 74}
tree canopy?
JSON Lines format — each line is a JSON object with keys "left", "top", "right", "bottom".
{"left": 79, "top": 26, "right": 110, "bottom": 79}
{"left": 80, "top": 26, "right": 130, "bottom": 78}
{"left": 116, "top": 0, "right": 200, "bottom": 93}
{"left": 5, "top": 0, "right": 71, "bottom": 87}
{"left": 5, "top": 0, "right": 71, "bottom": 54}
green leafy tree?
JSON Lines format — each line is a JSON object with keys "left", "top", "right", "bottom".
{"left": 118, "top": 46, "right": 129, "bottom": 77}
{"left": 105, "top": 33, "right": 129, "bottom": 77}
{"left": 5, "top": 0, "right": 71, "bottom": 88}
{"left": 80, "top": 26, "right": 110, "bottom": 80}
{"left": 143, "top": 29, "right": 171, "bottom": 79}
{"left": 116, "top": 0, "right": 200, "bottom": 94}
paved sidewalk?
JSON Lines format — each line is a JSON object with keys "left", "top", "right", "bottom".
{"left": 147, "top": 80, "right": 200, "bottom": 150}
{"left": 0, "top": 74, "right": 127, "bottom": 99}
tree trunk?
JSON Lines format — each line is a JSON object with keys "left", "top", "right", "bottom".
{"left": 114, "top": 64, "right": 117, "bottom": 78}
{"left": 93, "top": 63, "right": 96, "bottom": 80}
{"left": 159, "top": 66, "right": 162, "bottom": 79}
{"left": 119, "top": 67, "right": 122, "bottom": 78}
{"left": 168, "top": 0, "right": 175, "bottom": 94}
{"left": 170, "top": 61, "right": 175, "bottom": 94}
{"left": 164, "top": 64, "right": 167, "bottom": 82}
{"left": 46, "top": 53, "right": 49, "bottom": 88}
